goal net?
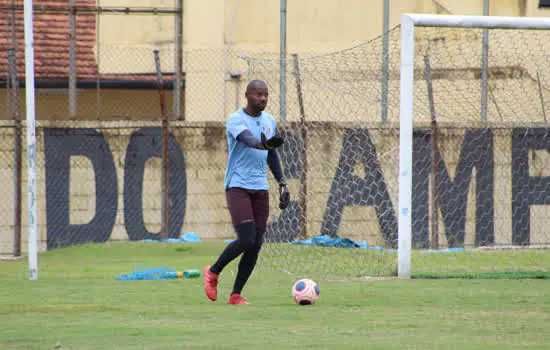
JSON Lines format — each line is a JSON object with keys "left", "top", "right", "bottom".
{"left": 243, "top": 14, "right": 550, "bottom": 279}
{"left": 398, "top": 15, "right": 550, "bottom": 278}
{"left": 241, "top": 32, "right": 403, "bottom": 279}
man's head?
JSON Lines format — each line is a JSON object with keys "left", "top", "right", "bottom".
{"left": 245, "top": 80, "right": 268, "bottom": 115}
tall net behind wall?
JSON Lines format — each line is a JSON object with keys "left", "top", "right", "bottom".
{"left": 242, "top": 28, "right": 403, "bottom": 278}
{"left": 243, "top": 25, "right": 550, "bottom": 278}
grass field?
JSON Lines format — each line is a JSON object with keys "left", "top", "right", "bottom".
{"left": 1, "top": 242, "right": 549, "bottom": 349}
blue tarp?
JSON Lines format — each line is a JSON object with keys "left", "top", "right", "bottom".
{"left": 116, "top": 266, "right": 180, "bottom": 280}
{"left": 289, "top": 235, "right": 471, "bottom": 253}
{"left": 152, "top": 233, "right": 469, "bottom": 254}
{"left": 290, "top": 235, "right": 396, "bottom": 252}
{"left": 420, "top": 247, "right": 472, "bottom": 254}
{"left": 139, "top": 232, "right": 202, "bottom": 243}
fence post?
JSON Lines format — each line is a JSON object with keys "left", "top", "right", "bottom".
{"left": 69, "top": 0, "right": 77, "bottom": 118}
{"left": 8, "top": 48, "right": 22, "bottom": 257}
{"left": 154, "top": 49, "right": 170, "bottom": 240}
{"left": 292, "top": 54, "right": 308, "bottom": 239}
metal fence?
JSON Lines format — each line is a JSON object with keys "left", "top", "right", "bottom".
{"left": 2, "top": 3, "right": 550, "bottom": 272}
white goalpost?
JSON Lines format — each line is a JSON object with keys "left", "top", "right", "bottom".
{"left": 398, "top": 14, "right": 550, "bottom": 278}
{"left": 24, "top": 0, "right": 38, "bottom": 280}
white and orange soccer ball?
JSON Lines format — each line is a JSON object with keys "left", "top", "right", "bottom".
{"left": 291, "top": 278, "right": 320, "bottom": 305}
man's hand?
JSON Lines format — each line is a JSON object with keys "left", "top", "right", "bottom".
{"left": 279, "top": 183, "right": 290, "bottom": 210}
{"left": 259, "top": 133, "right": 284, "bottom": 150}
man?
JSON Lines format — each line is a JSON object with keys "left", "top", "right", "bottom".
{"left": 203, "top": 80, "right": 290, "bottom": 305}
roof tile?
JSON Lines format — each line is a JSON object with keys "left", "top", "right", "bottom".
{"left": 1, "top": 0, "right": 175, "bottom": 82}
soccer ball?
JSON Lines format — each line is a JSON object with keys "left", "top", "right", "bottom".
{"left": 291, "top": 278, "right": 320, "bottom": 305}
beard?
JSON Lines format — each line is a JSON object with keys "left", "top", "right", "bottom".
{"left": 255, "top": 102, "right": 267, "bottom": 111}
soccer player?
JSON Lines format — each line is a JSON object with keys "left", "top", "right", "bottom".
{"left": 203, "top": 80, "right": 290, "bottom": 305}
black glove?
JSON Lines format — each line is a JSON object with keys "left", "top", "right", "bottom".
{"left": 259, "top": 133, "right": 284, "bottom": 150}
{"left": 279, "top": 183, "right": 290, "bottom": 210}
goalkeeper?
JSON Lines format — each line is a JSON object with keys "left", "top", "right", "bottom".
{"left": 203, "top": 80, "right": 290, "bottom": 305}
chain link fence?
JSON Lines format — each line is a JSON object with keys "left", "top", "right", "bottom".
{"left": 0, "top": 120, "right": 234, "bottom": 255}
{"left": 2, "top": 2, "right": 550, "bottom": 278}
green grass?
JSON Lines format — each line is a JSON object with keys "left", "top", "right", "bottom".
{"left": 1, "top": 242, "right": 549, "bottom": 349}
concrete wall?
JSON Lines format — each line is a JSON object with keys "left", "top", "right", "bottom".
{"left": 0, "top": 89, "right": 177, "bottom": 120}
{"left": 2, "top": 121, "right": 550, "bottom": 254}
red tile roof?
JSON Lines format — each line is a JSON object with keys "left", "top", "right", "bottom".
{"left": 0, "top": 1, "right": 175, "bottom": 83}
{"left": 1, "top": 0, "right": 98, "bottom": 80}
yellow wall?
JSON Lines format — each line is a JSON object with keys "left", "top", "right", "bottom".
{"left": 91, "top": 0, "right": 550, "bottom": 58}
{"left": 87, "top": 1, "right": 550, "bottom": 122}
{"left": 183, "top": 0, "right": 226, "bottom": 121}
{"left": 223, "top": 0, "right": 412, "bottom": 55}
{"left": 96, "top": 0, "right": 176, "bottom": 74}
{"left": 219, "top": 0, "right": 547, "bottom": 54}
{"left": 180, "top": 0, "right": 550, "bottom": 121}
{"left": 93, "top": 0, "right": 550, "bottom": 64}
{"left": 94, "top": 0, "right": 548, "bottom": 47}
{"left": 0, "top": 89, "right": 177, "bottom": 120}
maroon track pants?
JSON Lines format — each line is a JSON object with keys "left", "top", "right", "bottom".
{"left": 225, "top": 187, "right": 270, "bottom": 230}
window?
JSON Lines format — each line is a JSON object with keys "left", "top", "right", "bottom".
{"left": 540, "top": 0, "right": 550, "bottom": 8}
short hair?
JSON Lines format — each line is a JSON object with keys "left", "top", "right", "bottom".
{"left": 246, "top": 80, "right": 268, "bottom": 93}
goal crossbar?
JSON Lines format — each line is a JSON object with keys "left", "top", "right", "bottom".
{"left": 398, "top": 14, "right": 550, "bottom": 278}
{"left": 404, "top": 14, "right": 550, "bottom": 29}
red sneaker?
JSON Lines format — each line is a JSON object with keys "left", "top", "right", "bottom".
{"left": 203, "top": 266, "right": 219, "bottom": 301}
{"left": 227, "top": 293, "right": 249, "bottom": 305}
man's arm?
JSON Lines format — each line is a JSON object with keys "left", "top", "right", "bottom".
{"left": 267, "top": 149, "right": 290, "bottom": 210}
{"left": 236, "top": 129, "right": 263, "bottom": 149}
{"left": 237, "top": 129, "right": 284, "bottom": 151}
{"left": 267, "top": 149, "right": 284, "bottom": 184}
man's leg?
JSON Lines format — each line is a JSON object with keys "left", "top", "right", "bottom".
{"left": 210, "top": 188, "right": 259, "bottom": 274}
{"left": 204, "top": 188, "right": 256, "bottom": 301}
{"left": 231, "top": 228, "right": 264, "bottom": 296}
{"left": 210, "top": 222, "right": 257, "bottom": 274}
{"left": 230, "top": 190, "right": 269, "bottom": 297}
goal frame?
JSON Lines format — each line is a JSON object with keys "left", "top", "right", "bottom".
{"left": 398, "top": 14, "right": 550, "bottom": 278}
